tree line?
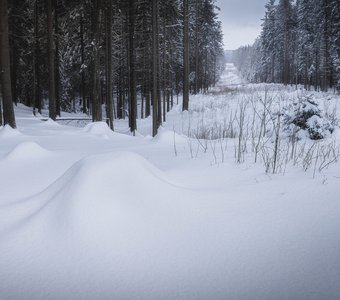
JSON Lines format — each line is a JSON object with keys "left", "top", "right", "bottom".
{"left": 0, "top": 0, "right": 224, "bottom": 134}
{"left": 233, "top": 0, "right": 340, "bottom": 91}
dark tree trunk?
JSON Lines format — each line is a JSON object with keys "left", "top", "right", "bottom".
{"left": 152, "top": 0, "right": 160, "bottom": 136}
{"left": 47, "top": 0, "right": 56, "bottom": 120}
{"left": 321, "top": 0, "right": 331, "bottom": 91}
{"left": 182, "top": 0, "right": 189, "bottom": 111}
{"left": 80, "top": 13, "right": 87, "bottom": 114}
{"left": 105, "top": 0, "right": 114, "bottom": 130}
{"left": 117, "top": 13, "right": 124, "bottom": 120}
{"left": 128, "top": 0, "right": 137, "bottom": 133}
{"left": 91, "top": 0, "right": 102, "bottom": 122}
{"left": 0, "top": 92, "right": 2, "bottom": 125}
{"left": 282, "top": 0, "right": 290, "bottom": 86}
{"left": 9, "top": 39, "right": 17, "bottom": 106}
{"left": 0, "top": 0, "right": 16, "bottom": 128}
{"left": 194, "top": 0, "right": 199, "bottom": 94}
{"left": 117, "top": 67, "right": 123, "bottom": 119}
{"left": 162, "top": 18, "right": 166, "bottom": 122}
{"left": 54, "top": 0, "right": 61, "bottom": 116}
{"left": 33, "top": 0, "right": 41, "bottom": 115}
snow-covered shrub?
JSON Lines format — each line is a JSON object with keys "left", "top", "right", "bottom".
{"left": 283, "top": 96, "right": 334, "bottom": 140}
{"left": 306, "top": 115, "right": 334, "bottom": 140}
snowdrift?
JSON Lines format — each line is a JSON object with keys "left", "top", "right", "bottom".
{"left": 1, "top": 67, "right": 340, "bottom": 300}
{"left": 1, "top": 151, "right": 339, "bottom": 299}
{"left": 3, "top": 141, "right": 51, "bottom": 162}
{"left": 0, "top": 124, "right": 22, "bottom": 138}
{"left": 0, "top": 152, "right": 198, "bottom": 299}
{"left": 1, "top": 151, "right": 178, "bottom": 233}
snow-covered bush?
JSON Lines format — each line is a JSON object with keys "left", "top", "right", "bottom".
{"left": 306, "top": 115, "right": 334, "bottom": 140}
{"left": 283, "top": 96, "right": 334, "bottom": 140}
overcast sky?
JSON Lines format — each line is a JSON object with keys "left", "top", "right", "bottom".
{"left": 215, "top": 0, "right": 268, "bottom": 50}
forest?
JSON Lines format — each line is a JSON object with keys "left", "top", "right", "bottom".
{"left": 233, "top": 0, "right": 340, "bottom": 91}
{"left": 1, "top": 1, "right": 340, "bottom": 299}
{"left": 0, "top": 0, "right": 224, "bottom": 134}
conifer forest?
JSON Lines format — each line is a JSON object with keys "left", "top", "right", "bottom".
{"left": 234, "top": 0, "right": 340, "bottom": 90}
{"left": 0, "top": 0, "right": 224, "bottom": 134}
{"left": 1, "top": 1, "right": 340, "bottom": 299}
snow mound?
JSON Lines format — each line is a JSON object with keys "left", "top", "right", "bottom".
{"left": 83, "top": 122, "right": 135, "bottom": 140}
{"left": 16, "top": 152, "right": 178, "bottom": 231}
{"left": 4, "top": 142, "right": 51, "bottom": 161}
{"left": 40, "top": 119, "right": 60, "bottom": 127}
{"left": 154, "top": 128, "right": 186, "bottom": 145}
{"left": 83, "top": 121, "right": 112, "bottom": 136}
{"left": 0, "top": 125, "right": 22, "bottom": 138}
{"left": 60, "top": 152, "right": 173, "bottom": 199}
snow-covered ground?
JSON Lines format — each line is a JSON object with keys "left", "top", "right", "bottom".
{"left": 1, "top": 65, "right": 340, "bottom": 299}
{"left": 213, "top": 62, "right": 246, "bottom": 88}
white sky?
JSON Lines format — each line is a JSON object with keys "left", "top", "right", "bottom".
{"left": 215, "top": 0, "right": 268, "bottom": 50}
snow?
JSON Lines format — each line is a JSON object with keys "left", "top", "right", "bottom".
{"left": 0, "top": 124, "right": 22, "bottom": 138}
{"left": 214, "top": 63, "right": 245, "bottom": 88}
{"left": 83, "top": 121, "right": 112, "bottom": 136}
{"left": 4, "top": 142, "right": 51, "bottom": 161}
{"left": 41, "top": 118, "right": 61, "bottom": 127}
{"left": 153, "top": 127, "right": 187, "bottom": 146}
{"left": 1, "top": 64, "right": 340, "bottom": 299}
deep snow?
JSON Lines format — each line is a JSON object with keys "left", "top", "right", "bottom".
{"left": 0, "top": 65, "right": 340, "bottom": 300}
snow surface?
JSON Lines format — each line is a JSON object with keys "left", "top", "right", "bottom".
{"left": 1, "top": 64, "right": 340, "bottom": 299}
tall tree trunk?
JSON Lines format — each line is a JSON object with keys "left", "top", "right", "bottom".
{"left": 303, "top": 51, "right": 308, "bottom": 90}
{"left": 162, "top": 18, "right": 166, "bottom": 122}
{"left": 152, "top": 0, "right": 160, "bottom": 136}
{"left": 145, "top": 40, "right": 151, "bottom": 119}
{"left": 321, "top": 0, "right": 331, "bottom": 91}
{"left": 54, "top": 0, "right": 61, "bottom": 116}
{"left": 33, "top": 0, "right": 41, "bottom": 115}
{"left": 128, "top": 0, "right": 137, "bottom": 133}
{"left": 0, "top": 0, "right": 16, "bottom": 128}
{"left": 182, "top": 0, "right": 189, "bottom": 111}
{"left": 145, "top": 39, "right": 151, "bottom": 119}
{"left": 105, "top": 0, "right": 114, "bottom": 130}
{"left": 9, "top": 37, "right": 17, "bottom": 105}
{"left": 0, "top": 91, "right": 2, "bottom": 125}
{"left": 117, "top": 14, "right": 124, "bottom": 120}
{"left": 80, "top": 12, "right": 87, "bottom": 114}
{"left": 194, "top": 0, "right": 199, "bottom": 94}
{"left": 283, "top": 0, "right": 290, "bottom": 86}
{"left": 47, "top": 0, "right": 56, "bottom": 120}
{"left": 169, "top": 39, "right": 174, "bottom": 110}
{"left": 91, "top": 0, "right": 102, "bottom": 122}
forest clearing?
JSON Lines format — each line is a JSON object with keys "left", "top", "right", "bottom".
{"left": 1, "top": 0, "right": 340, "bottom": 298}
{"left": 1, "top": 65, "right": 340, "bottom": 299}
